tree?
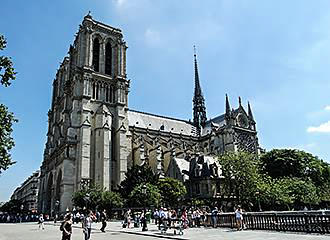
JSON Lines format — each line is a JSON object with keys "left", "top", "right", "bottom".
{"left": 119, "top": 165, "right": 159, "bottom": 199}
{"left": 260, "top": 149, "right": 330, "bottom": 203}
{"left": 0, "top": 199, "right": 22, "bottom": 213}
{"left": 127, "top": 183, "right": 162, "bottom": 208}
{"left": 99, "top": 191, "right": 123, "bottom": 212}
{"left": 72, "top": 185, "right": 123, "bottom": 212}
{"left": 0, "top": 34, "right": 17, "bottom": 173}
{"left": 218, "top": 151, "right": 261, "bottom": 209}
{"left": 158, "top": 177, "right": 187, "bottom": 207}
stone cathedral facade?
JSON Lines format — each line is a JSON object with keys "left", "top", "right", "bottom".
{"left": 38, "top": 15, "right": 260, "bottom": 214}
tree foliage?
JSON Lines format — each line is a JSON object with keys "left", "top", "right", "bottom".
{"left": 127, "top": 183, "right": 161, "bottom": 207}
{"left": 0, "top": 199, "right": 22, "bottom": 213}
{"left": 158, "top": 177, "right": 187, "bottom": 207}
{"left": 218, "top": 151, "right": 261, "bottom": 209}
{"left": 260, "top": 149, "right": 330, "bottom": 203}
{"left": 119, "top": 165, "right": 159, "bottom": 199}
{"left": 0, "top": 34, "right": 17, "bottom": 174}
{"left": 72, "top": 185, "right": 123, "bottom": 211}
{"left": 158, "top": 178, "right": 187, "bottom": 207}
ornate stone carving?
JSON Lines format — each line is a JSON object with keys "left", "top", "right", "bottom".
{"left": 234, "top": 130, "right": 257, "bottom": 153}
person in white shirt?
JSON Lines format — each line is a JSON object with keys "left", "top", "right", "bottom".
{"left": 235, "top": 206, "right": 243, "bottom": 231}
{"left": 38, "top": 214, "right": 45, "bottom": 230}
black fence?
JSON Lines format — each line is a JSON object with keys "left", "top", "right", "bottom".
{"left": 205, "top": 211, "right": 330, "bottom": 234}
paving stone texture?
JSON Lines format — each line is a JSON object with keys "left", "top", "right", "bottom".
{"left": 0, "top": 221, "right": 329, "bottom": 240}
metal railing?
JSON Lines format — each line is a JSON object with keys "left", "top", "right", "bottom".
{"left": 205, "top": 211, "right": 330, "bottom": 234}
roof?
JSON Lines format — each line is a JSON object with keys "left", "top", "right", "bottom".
{"left": 202, "top": 114, "right": 226, "bottom": 136}
{"left": 173, "top": 157, "right": 190, "bottom": 181}
{"left": 128, "top": 109, "right": 197, "bottom": 136}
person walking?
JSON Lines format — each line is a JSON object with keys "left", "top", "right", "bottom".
{"left": 38, "top": 214, "right": 45, "bottom": 230}
{"left": 83, "top": 211, "right": 93, "bottom": 240}
{"left": 61, "top": 214, "right": 73, "bottom": 240}
{"left": 123, "top": 209, "right": 131, "bottom": 228}
{"left": 100, "top": 209, "right": 107, "bottom": 232}
{"left": 211, "top": 207, "right": 218, "bottom": 228}
{"left": 235, "top": 206, "right": 243, "bottom": 231}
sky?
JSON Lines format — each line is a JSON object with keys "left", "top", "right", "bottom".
{"left": 1, "top": 0, "right": 330, "bottom": 202}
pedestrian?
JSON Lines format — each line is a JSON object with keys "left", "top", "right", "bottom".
{"left": 153, "top": 209, "right": 159, "bottom": 225}
{"left": 211, "top": 207, "right": 218, "bottom": 228}
{"left": 61, "top": 214, "right": 73, "bottom": 240}
{"left": 235, "top": 206, "right": 243, "bottom": 231}
{"left": 123, "top": 209, "right": 131, "bottom": 228}
{"left": 100, "top": 209, "right": 107, "bottom": 232}
{"left": 38, "top": 214, "right": 45, "bottom": 230}
{"left": 83, "top": 211, "right": 93, "bottom": 240}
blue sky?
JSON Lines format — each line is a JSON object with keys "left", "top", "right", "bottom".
{"left": 1, "top": 0, "right": 330, "bottom": 202}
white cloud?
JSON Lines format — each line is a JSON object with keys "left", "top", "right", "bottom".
{"left": 307, "top": 121, "right": 330, "bottom": 133}
{"left": 325, "top": 106, "right": 330, "bottom": 111}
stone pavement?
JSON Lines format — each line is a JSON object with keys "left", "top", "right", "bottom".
{"left": 0, "top": 221, "right": 329, "bottom": 240}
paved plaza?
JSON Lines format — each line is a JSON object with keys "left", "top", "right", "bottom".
{"left": 0, "top": 221, "right": 329, "bottom": 240}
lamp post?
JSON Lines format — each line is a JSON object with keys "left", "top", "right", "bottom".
{"left": 141, "top": 184, "right": 148, "bottom": 231}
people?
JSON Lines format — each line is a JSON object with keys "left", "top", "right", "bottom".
{"left": 153, "top": 209, "right": 159, "bottom": 225}
{"left": 100, "top": 209, "right": 107, "bottom": 232}
{"left": 211, "top": 207, "right": 218, "bottom": 228}
{"left": 83, "top": 211, "right": 93, "bottom": 240}
{"left": 235, "top": 206, "right": 243, "bottom": 231}
{"left": 181, "top": 208, "right": 188, "bottom": 229}
{"left": 123, "top": 209, "right": 131, "bottom": 228}
{"left": 61, "top": 214, "right": 73, "bottom": 240}
{"left": 38, "top": 214, "right": 45, "bottom": 230}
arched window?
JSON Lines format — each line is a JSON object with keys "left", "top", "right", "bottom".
{"left": 92, "top": 82, "right": 96, "bottom": 99}
{"left": 110, "top": 85, "right": 114, "bottom": 103}
{"left": 96, "top": 82, "right": 99, "bottom": 100}
{"left": 105, "top": 84, "right": 109, "bottom": 102}
{"left": 105, "top": 42, "right": 112, "bottom": 75}
{"left": 92, "top": 38, "right": 100, "bottom": 72}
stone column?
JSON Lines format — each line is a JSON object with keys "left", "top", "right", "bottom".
{"left": 78, "top": 116, "right": 91, "bottom": 186}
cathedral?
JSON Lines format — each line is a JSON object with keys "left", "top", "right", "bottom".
{"left": 38, "top": 14, "right": 260, "bottom": 214}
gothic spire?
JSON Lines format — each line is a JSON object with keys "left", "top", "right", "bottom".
{"left": 193, "top": 46, "right": 207, "bottom": 135}
{"left": 239, "top": 96, "right": 242, "bottom": 107}
{"left": 248, "top": 101, "right": 254, "bottom": 121}
{"left": 225, "top": 94, "right": 231, "bottom": 116}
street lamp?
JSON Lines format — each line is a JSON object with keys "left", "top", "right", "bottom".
{"left": 141, "top": 184, "right": 148, "bottom": 231}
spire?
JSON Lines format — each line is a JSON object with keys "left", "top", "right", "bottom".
{"left": 194, "top": 46, "right": 202, "bottom": 97}
{"left": 225, "top": 94, "right": 231, "bottom": 116}
{"left": 248, "top": 101, "right": 254, "bottom": 121}
{"left": 239, "top": 96, "right": 242, "bottom": 107}
{"left": 192, "top": 46, "right": 207, "bottom": 135}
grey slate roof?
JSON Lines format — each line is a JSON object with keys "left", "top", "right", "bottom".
{"left": 128, "top": 109, "right": 198, "bottom": 136}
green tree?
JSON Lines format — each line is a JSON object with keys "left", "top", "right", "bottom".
{"left": 260, "top": 149, "right": 330, "bottom": 203}
{"left": 127, "top": 183, "right": 161, "bottom": 207}
{"left": 158, "top": 177, "right": 187, "bottom": 207}
{"left": 0, "top": 34, "right": 17, "bottom": 173}
{"left": 72, "top": 185, "right": 123, "bottom": 211}
{"left": 0, "top": 199, "right": 22, "bottom": 213}
{"left": 119, "top": 165, "right": 159, "bottom": 199}
{"left": 99, "top": 191, "right": 123, "bottom": 212}
{"left": 72, "top": 185, "right": 102, "bottom": 210}
{"left": 218, "top": 151, "right": 261, "bottom": 209}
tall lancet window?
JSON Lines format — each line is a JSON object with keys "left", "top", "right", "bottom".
{"left": 92, "top": 38, "right": 100, "bottom": 72}
{"left": 105, "top": 42, "right": 112, "bottom": 75}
